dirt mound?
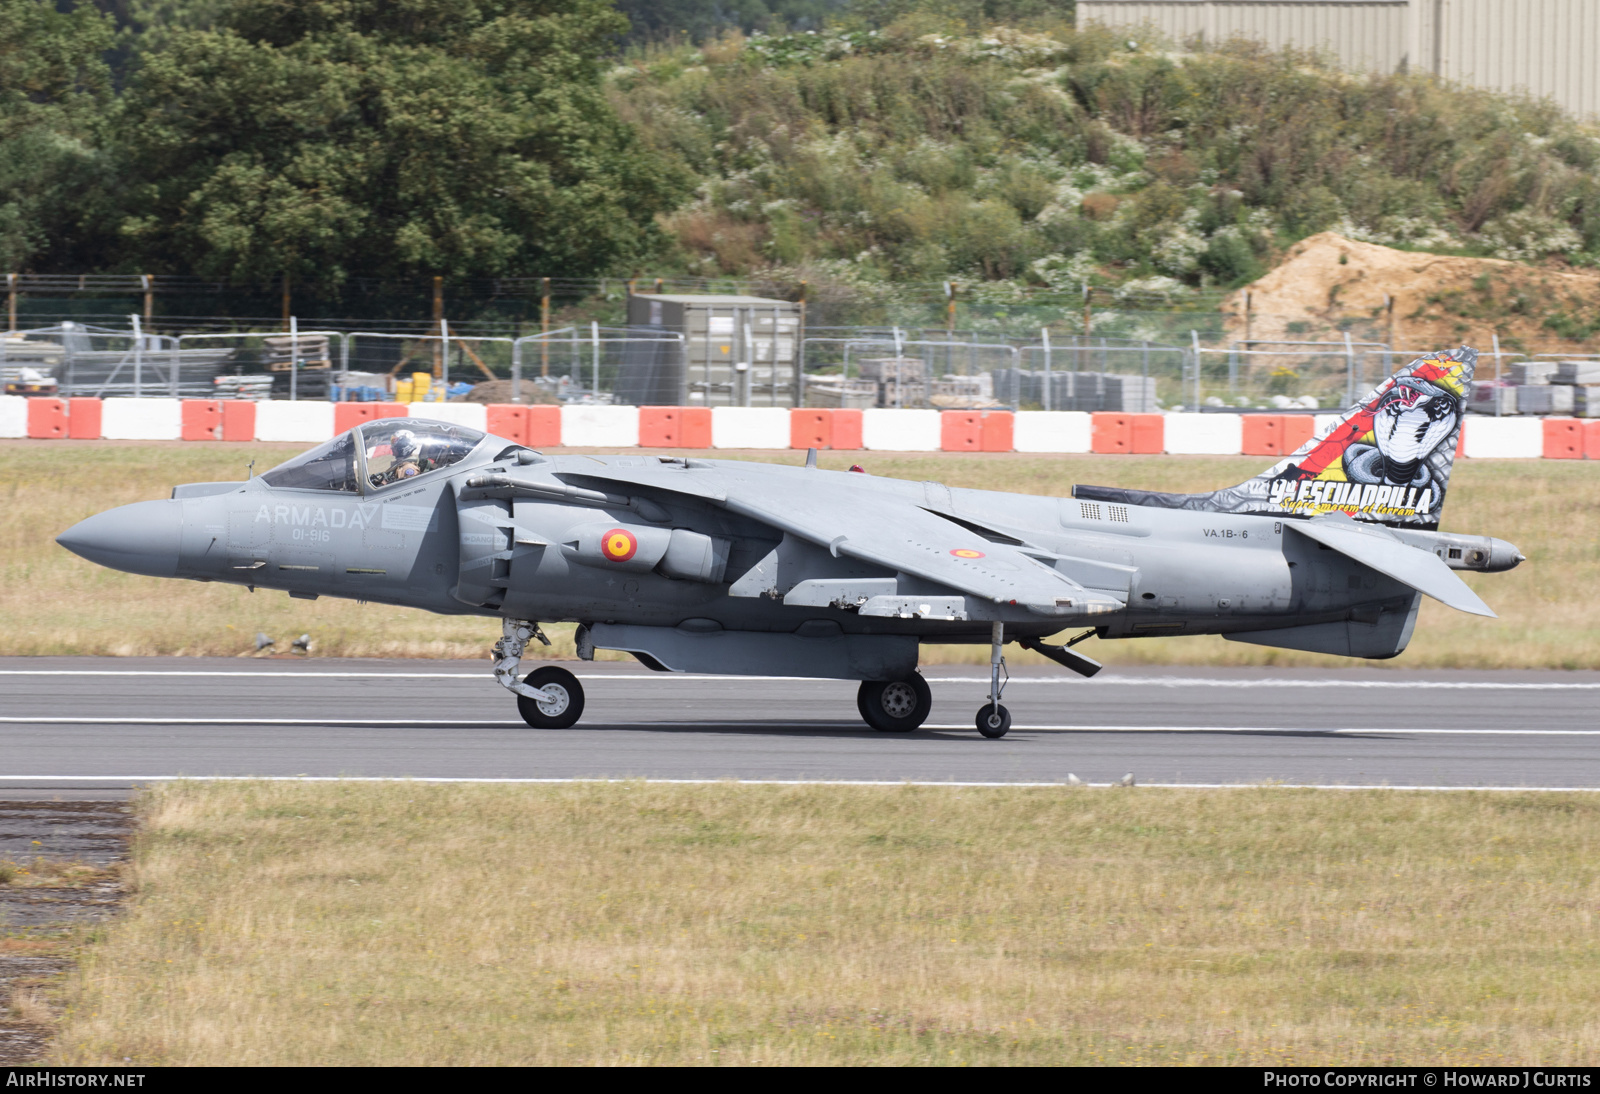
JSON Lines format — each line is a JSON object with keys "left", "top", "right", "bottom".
{"left": 453, "top": 378, "right": 559, "bottom": 405}
{"left": 1225, "top": 233, "right": 1600, "bottom": 355}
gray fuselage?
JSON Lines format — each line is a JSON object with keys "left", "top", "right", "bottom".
{"left": 107, "top": 432, "right": 1511, "bottom": 662}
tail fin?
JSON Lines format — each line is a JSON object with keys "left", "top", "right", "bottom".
{"left": 1075, "top": 346, "right": 1473, "bottom": 530}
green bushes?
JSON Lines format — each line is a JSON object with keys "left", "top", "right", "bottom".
{"left": 614, "top": 24, "right": 1600, "bottom": 292}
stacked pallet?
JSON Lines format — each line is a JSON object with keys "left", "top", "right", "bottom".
{"left": 990, "top": 368, "right": 1159, "bottom": 413}
{"left": 262, "top": 334, "right": 331, "bottom": 372}
{"left": 1487, "top": 360, "right": 1600, "bottom": 417}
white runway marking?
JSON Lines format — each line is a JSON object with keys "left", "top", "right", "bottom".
{"left": 0, "top": 775, "right": 1593, "bottom": 793}
{"left": 1, "top": 669, "right": 1597, "bottom": 691}
{"left": 0, "top": 716, "right": 1590, "bottom": 735}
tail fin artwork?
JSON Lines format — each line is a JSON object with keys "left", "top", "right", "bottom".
{"left": 1076, "top": 346, "right": 1474, "bottom": 530}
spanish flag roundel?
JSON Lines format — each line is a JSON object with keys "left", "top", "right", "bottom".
{"left": 601, "top": 528, "right": 638, "bottom": 562}
{"left": 950, "top": 548, "right": 985, "bottom": 559}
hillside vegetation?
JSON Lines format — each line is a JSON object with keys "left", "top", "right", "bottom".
{"left": 4, "top": 1, "right": 1599, "bottom": 334}
{"left": 612, "top": 23, "right": 1600, "bottom": 307}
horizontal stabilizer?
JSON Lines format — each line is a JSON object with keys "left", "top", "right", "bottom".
{"left": 1288, "top": 516, "right": 1495, "bottom": 618}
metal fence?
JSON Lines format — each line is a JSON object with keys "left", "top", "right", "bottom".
{"left": 5, "top": 316, "right": 1581, "bottom": 417}
{"left": 1188, "top": 334, "right": 1545, "bottom": 416}
{"left": 0, "top": 322, "right": 230, "bottom": 399}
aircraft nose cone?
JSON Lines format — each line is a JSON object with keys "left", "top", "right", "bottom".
{"left": 57, "top": 500, "right": 182, "bottom": 579}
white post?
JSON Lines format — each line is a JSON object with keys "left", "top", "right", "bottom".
{"left": 130, "top": 314, "right": 142, "bottom": 398}
{"left": 1343, "top": 330, "right": 1356, "bottom": 407}
{"left": 61, "top": 322, "right": 75, "bottom": 397}
{"left": 892, "top": 325, "right": 904, "bottom": 408}
{"left": 591, "top": 320, "right": 600, "bottom": 399}
{"left": 289, "top": 315, "right": 299, "bottom": 402}
{"left": 440, "top": 318, "right": 450, "bottom": 398}
{"left": 1491, "top": 332, "right": 1502, "bottom": 418}
{"left": 1190, "top": 329, "right": 1201, "bottom": 409}
{"left": 511, "top": 337, "right": 522, "bottom": 405}
{"left": 1041, "top": 326, "right": 1052, "bottom": 411}
{"left": 743, "top": 317, "right": 756, "bottom": 407}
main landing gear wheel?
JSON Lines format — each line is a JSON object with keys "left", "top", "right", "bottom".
{"left": 516, "top": 666, "right": 585, "bottom": 729}
{"left": 857, "top": 674, "right": 932, "bottom": 732}
{"left": 975, "top": 703, "right": 1011, "bottom": 739}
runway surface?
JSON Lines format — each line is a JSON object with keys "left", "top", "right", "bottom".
{"left": 2, "top": 657, "right": 1598, "bottom": 793}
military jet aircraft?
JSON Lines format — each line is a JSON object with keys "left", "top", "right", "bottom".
{"left": 57, "top": 346, "right": 1521, "bottom": 738}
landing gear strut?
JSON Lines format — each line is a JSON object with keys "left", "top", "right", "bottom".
{"left": 857, "top": 673, "right": 932, "bottom": 732}
{"left": 975, "top": 621, "right": 1011, "bottom": 739}
{"left": 494, "top": 619, "right": 586, "bottom": 729}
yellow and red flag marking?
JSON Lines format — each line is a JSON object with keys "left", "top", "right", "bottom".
{"left": 950, "top": 548, "right": 985, "bottom": 559}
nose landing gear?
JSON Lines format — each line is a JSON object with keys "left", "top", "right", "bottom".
{"left": 494, "top": 619, "right": 586, "bottom": 729}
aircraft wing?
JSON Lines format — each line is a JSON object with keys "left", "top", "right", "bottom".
{"left": 721, "top": 483, "right": 1119, "bottom": 618}
{"left": 560, "top": 462, "right": 1119, "bottom": 617}
{"left": 1288, "top": 516, "right": 1496, "bottom": 617}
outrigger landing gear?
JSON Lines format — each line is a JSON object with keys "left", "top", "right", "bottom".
{"left": 493, "top": 619, "right": 586, "bottom": 729}
{"left": 857, "top": 673, "right": 932, "bottom": 732}
{"left": 976, "top": 621, "right": 1011, "bottom": 739}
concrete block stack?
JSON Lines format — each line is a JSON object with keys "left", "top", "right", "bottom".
{"left": 1470, "top": 384, "right": 1518, "bottom": 415}
{"left": 990, "top": 369, "right": 1158, "bottom": 413}
{"left": 1494, "top": 359, "right": 1600, "bottom": 417}
{"left": 1554, "top": 361, "right": 1600, "bottom": 418}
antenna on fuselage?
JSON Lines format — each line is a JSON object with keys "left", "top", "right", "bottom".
{"left": 247, "top": 459, "right": 256, "bottom": 480}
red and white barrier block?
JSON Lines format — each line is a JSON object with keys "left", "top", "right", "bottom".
{"left": 6, "top": 395, "right": 1599, "bottom": 458}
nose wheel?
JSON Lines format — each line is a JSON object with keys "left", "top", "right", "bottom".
{"left": 857, "top": 674, "right": 932, "bottom": 732}
{"left": 493, "top": 619, "right": 586, "bottom": 729}
{"left": 976, "top": 703, "right": 1011, "bottom": 738}
{"left": 515, "top": 666, "right": 585, "bottom": 729}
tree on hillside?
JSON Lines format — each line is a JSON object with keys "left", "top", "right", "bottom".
{"left": 0, "top": 0, "right": 114, "bottom": 270}
{"left": 842, "top": 0, "right": 1074, "bottom": 30}
{"left": 615, "top": 0, "right": 847, "bottom": 44}
{"left": 114, "top": 0, "right": 689, "bottom": 291}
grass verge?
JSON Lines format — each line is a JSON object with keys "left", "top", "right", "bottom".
{"left": 4, "top": 441, "right": 1595, "bottom": 667}
{"left": 1, "top": 858, "right": 124, "bottom": 1065}
{"left": 49, "top": 780, "right": 1600, "bottom": 1066}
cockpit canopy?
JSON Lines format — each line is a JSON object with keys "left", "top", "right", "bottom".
{"left": 259, "top": 419, "right": 485, "bottom": 493}
{"left": 361, "top": 419, "right": 483, "bottom": 488}
{"left": 259, "top": 431, "right": 360, "bottom": 492}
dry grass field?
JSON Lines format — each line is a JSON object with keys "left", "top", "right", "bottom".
{"left": 3, "top": 439, "right": 1595, "bottom": 667}
{"left": 46, "top": 780, "right": 1600, "bottom": 1066}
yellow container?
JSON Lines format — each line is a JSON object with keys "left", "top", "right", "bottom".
{"left": 394, "top": 379, "right": 413, "bottom": 403}
{"left": 411, "top": 372, "right": 432, "bottom": 401}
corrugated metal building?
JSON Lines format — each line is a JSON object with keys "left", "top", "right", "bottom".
{"left": 1076, "top": 0, "right": 1600, "bottom": 119}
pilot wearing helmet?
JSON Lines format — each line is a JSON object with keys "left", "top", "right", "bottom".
{"left": 369, "top": 427, "right": 444, "bottom": 487}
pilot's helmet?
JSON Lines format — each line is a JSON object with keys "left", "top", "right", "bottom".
{"left": 390, "top": 429, "right": 418, "bottom": 459}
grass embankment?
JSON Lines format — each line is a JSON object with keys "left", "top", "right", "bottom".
{"left": 4, "top": 439, "right": 1594, "bottom": 667}
{"left": 49, "top": 780, "right": 1600, "bottom": 1066}
{"left": 614, "top": 26, "right": 1600, "bottom": 349}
